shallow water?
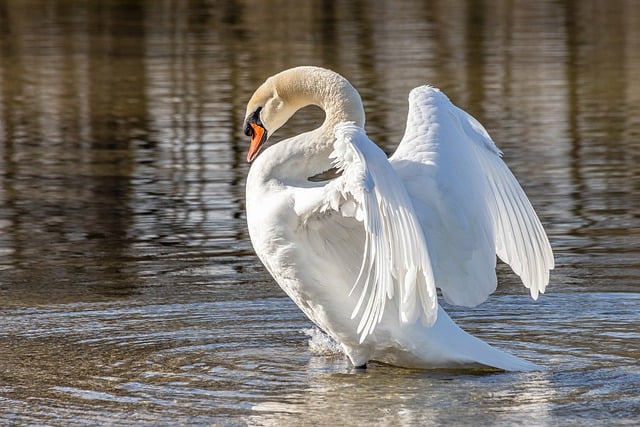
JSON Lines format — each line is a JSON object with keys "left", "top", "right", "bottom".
{"left": 0, "top": 0, "right": 639, "bottom": 425}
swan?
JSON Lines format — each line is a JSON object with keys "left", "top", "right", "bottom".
{"left": 243, "top": 66, "right": 554, "bottom": 371}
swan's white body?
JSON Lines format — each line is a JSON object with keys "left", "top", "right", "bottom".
{"left": 244, "top": 67, "right": 554, "bottom": 371}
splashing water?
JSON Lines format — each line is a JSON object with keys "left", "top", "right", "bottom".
{"left": 303, "top": 328, "right": 344, "bottom": 356}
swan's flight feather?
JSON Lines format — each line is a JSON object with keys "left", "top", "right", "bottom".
{"left": 391, "top": 86, "right": 554, "bottom": 306}
{"left": 295, "top": 123, "right": 437, "bottom": 342}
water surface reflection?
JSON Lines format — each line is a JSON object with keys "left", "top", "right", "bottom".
{"left": 0, "top": 0, "right": 638, "bottom": 425}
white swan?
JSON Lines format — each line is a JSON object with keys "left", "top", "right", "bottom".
{"left": 243, "top": 66, "right": 554, "bottom": 371}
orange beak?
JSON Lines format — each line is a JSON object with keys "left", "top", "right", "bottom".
{"left": 246, "top": 122, "right": 267, "bottom": 163}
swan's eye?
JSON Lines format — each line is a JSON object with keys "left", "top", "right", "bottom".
{"left": 244, "top": 123, "right": 254, "bottom": 137}
{"left": 244, "top": 106, "right": 263, "bottom": 137}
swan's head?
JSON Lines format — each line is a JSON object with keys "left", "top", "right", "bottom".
{"left": 243, "top": 66, "right": 365, "bottom": 163}
{"left": 243, "top": 72, "right": 301, "bottom": 163}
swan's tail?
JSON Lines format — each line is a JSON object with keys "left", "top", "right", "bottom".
{"left": 455, "top": 333, "right": 542, "bottom": 372}
{"left": 395, "top": 307, "right": 543, "bottom": 372}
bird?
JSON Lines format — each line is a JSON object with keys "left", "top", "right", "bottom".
{"left": 242, "top": 66, "right": 554, "bottom": 371}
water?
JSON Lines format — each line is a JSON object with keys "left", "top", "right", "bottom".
{"left": 0, "top": 0, "right": 638, "bottom": 425}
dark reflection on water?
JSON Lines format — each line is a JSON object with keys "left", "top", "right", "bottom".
{"left": 0, "top": 0, "right": 638, "bottom": 425}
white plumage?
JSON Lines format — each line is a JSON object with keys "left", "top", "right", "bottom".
{"left": 243, "top": 66, "right": 554, "bottom": 371}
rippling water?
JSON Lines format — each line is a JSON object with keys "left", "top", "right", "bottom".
{"left": 0, "top": 0, "right": 639, "bottom": 425}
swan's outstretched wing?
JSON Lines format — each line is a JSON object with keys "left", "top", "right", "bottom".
{"left": 294, "top": 123, "right": 437, "bottom": 342}
{"left": 390, "top": 86, "right": 554, "bottom": 306}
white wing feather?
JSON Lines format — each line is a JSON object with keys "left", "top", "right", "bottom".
{"left": 391, "top": 86, "right": 554, "bottom": 305}
{"left": 296, "top": 123, "right": 437, "bottom": 343}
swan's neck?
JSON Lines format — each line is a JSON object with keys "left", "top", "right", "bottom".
{"left": 277, "top": 67, "right": 365, "bottom": 135}
{"left": 250, "top": 68, "right": 365, "bottom": 183}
